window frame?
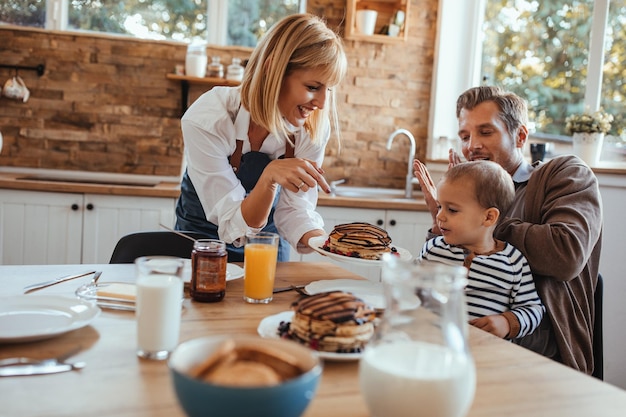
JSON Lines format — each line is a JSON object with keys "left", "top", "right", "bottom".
{"left": 428, "top": 0, "right": 611, "bottom": 159}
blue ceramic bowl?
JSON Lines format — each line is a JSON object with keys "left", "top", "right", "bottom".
{"left": 169, "top": 335, "right": 322, "bottom": 417}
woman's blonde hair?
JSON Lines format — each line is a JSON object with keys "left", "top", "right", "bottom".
{"left": 240, "top": 13, "right": 347, "bottom": 145}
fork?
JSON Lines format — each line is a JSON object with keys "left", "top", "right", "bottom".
{"left": 90, "top": 271, "right": 103, "bottom": 285}
{"left": 273, "top": 285, "right": 307, "bottom": 295}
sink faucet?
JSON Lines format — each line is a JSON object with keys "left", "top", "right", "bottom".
{"left": 386, "top": 129, "right": 416, "bottom": 198}
{"left": 329, "top": 179, "right": 346, "bottom": 196}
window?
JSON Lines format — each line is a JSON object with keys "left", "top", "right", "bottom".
{"left": 0, "top": 0, "right": 304, "bottom": 46}
{"left": 430, "top": 0, "right": 625, "bottom": 159}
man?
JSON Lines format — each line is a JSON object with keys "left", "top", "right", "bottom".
{"left": 414, "top": 86, "right": 602, "bottom": 375}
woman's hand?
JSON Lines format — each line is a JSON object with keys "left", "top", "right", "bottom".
{"left": 413, "top": 159, "right": 440, "bottom": 234}
{"left": 242, "top": 158, "right": 329, "bottom": 229}
{"left": 261, "top": 158, "right": 330, "bottom": 193}
{"left": 298, "top": 229, "right": 326, "bottom": 253}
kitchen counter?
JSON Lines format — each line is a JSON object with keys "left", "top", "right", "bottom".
{"left": 1, "top": 164, "right": 621, "bottom": 212}
{"left": 317, "top": 192, "right": 428, "bottom": 211}
{"left": 0, "top": 170, "right": 181, "bottom": 198}
{"left": 0, "top": 169, "right": 429, "bottom": 211}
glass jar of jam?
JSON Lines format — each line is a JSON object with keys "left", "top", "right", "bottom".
{"left": 190, "top": 239, "right": 227, "bottom": 302}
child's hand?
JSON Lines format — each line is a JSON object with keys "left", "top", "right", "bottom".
{"left": 469, "top": 315, "right": 510, "bottom": 339}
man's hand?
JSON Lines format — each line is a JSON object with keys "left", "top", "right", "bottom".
{"left": 449, "top": 149, "right": 463, "bottom": 167}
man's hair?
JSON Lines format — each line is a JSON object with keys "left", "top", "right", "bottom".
{"left": 442, "top": 160, "right": 515, "bottom": 218}
{"left": 240, "top": 13, "right": 348, "bottom": 145}
{"left": 456, "top": 86, "right": 529, "bottom": 136}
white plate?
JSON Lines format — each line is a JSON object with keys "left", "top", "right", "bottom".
{"left": 307, "top": 236, "right": 412, "bottom": 266}
{"left": 0, "top": 295, "right": 101, "bottom": 343}
{"left": 304, "top": 279, "right": 385, "bottom": 310}
{"left": 257, "top": 311, "right": 362, "bottom": 361}
{"left": 182, "top": 261, "right": 244, "bottom": 283}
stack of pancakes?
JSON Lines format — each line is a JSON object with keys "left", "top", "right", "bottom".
{"left": 288, "top": 291, "right": 377, "bottom": 353}
{"left": 323, "top": 222, "right": 394, "bottom": 260}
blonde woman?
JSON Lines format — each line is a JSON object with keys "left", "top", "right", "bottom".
{"left": 175, "top": 14, "right": 348, "bottom": 261}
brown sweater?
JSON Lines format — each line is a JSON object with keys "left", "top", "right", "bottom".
{"left": 495, "top": 155, "right": 602, "bottom": 375}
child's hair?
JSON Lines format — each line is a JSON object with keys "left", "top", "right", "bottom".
{"left": 441, "top": 161, "right": 515, "bottom": 217}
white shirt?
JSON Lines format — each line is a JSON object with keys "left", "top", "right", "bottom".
{"left": 181, "top": 86, "right": 327, "bottom": 250}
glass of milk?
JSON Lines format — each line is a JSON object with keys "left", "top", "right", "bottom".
{"left": 135, "top": 256, "right": 185, "bottom": 360}
{"left": 359, "top": 257, "right": 476, "bottom": 417}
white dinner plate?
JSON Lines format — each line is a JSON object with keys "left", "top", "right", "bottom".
{"left": 307, "top": 236, "right": 412, "bottom": 266}
{"left": 257, "top": 311, "right": 362, "bottom": 361}
{"left": 304, "top": 279, "right": 385, "bottom": 310}
{"left": 182, "top": 261, "right": 244, "bottom": 283}
{"left": 0, "top": 295, "right": 101, "bottom": 343}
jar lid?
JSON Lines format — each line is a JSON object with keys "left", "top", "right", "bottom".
{"left": 194, "top": 239, "right": 226, "bottom": 250}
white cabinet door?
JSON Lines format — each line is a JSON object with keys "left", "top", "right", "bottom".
{"left": 82, "top": 194, "right": 176, "bottom": 264}
{"left": 0, "top": 189, "right": 83, "bottom": 265}
{"left": 384, "top": 209, "right": 432, "bottom": 256}
{"left": 0, "top": 190, "right": 176, "bottom": 265}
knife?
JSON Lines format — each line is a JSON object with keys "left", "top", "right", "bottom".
{"left": 0, "top": 361, "right": 85, "bottom": 377}
{"left": 23, "top": 270, "right": 96, "bottom": 294}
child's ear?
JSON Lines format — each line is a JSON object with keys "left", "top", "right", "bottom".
{"left": 484, "top": 207, "right": 500, "bottom": 226}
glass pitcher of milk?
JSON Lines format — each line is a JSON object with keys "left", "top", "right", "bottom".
{"left": 359, "top": 256, "right": 476, "bottom": 417}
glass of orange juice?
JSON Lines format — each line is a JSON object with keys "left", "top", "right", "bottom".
{"left": 243, "top": 231, "right": 280, "bottom": 303}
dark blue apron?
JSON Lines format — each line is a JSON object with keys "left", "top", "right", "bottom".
{"left": 175, "top": 141, "right": 293, "bottom": 262}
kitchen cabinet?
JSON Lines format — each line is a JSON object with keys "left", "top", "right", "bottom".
{"left": 293, "top": 206, "right": 431, "bottom": 281}
{"left": 344, "top": 0, "right": 409, "bottom": 43}
{"left": 0, "top": 189, "right": 175, "bottom": 265}
{"left": 595, "top": 172, "right": 626, "bottom": 388}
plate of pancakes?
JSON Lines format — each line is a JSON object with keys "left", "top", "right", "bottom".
{"left": 257, "top": 290, "right": 379, "bottom": 361}
{"left": 308, "top": 235, "right": 412, "bottom": 266}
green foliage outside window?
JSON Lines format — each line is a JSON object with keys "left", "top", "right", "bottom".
{"left": 481, "top": 0, "right": 625, "bottom": 137}
{"left": 0, "top": 0, "right": 300, "bottom": 46}
{"left": 0, "top": 0, "right": 45, "bottom": 27}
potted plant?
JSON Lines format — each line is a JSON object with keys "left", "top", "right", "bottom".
{"left": 565, "top": 109, "right": 613, "bottom": 166}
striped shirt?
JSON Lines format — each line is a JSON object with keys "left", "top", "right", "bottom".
{"left": 420, "top": 236, "right": 545, "bottom": 338}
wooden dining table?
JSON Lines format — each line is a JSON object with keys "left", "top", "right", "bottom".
{"left": 1, "top": 261, "right": 626, "bottom": 417}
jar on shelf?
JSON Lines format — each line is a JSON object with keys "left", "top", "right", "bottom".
{"left": 226, "top": 58, "right": 244, "bottom": 82}
{"left": 185, "top": 43, "right": 207, "bottom": 78}
{"left": 207, "top": 56, "right": 224, "bottom": 78}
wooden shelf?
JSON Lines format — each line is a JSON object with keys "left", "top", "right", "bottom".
{"left": 166, "top": 74, "right": 241, "bottom": 115}
{"left": 345, "top": 0, "right": 409, "bottom": 44}
{"left": 165, "top": 73, "right": 241, "bottom": 87}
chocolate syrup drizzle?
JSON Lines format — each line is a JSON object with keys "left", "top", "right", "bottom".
{"left": 291, "top": 291, "right": 374, "bottom": 324}
{"left": 331, "top": 222, "right": 392, "bottom": 248}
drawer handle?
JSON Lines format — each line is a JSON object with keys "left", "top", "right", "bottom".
{"left": 71, "top": 204, "right": 79, "bottom": 211}
{"left": 389, "top": 220, "right": 396, "bottom": 226}
{"left": 376, "top": 219, "right": 384, "bottom": 226}
{"left": 86, "top": 203, "right": 94, "bottom": 211}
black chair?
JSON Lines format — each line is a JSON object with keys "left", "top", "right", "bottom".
{"left": 592, "top": 274, "right": 604, "bottom": 380}
{"left": 109, "top": 231, "right": 208, "bottom": 263}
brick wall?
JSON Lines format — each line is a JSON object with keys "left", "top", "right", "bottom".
{"left": 0, "top": 0, "right": 437, "bottom": 187}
